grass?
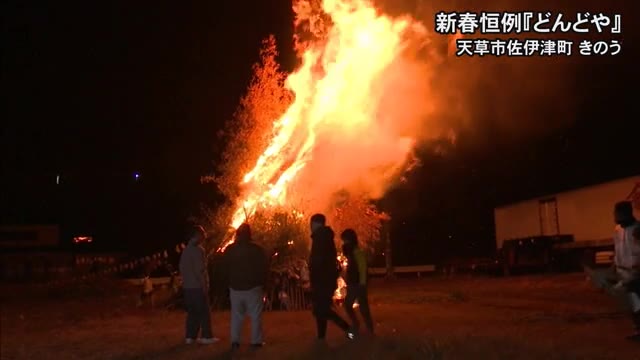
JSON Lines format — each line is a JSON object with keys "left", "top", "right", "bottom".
{"left": 2, "top": 273, "right": 640, "bottom": 359}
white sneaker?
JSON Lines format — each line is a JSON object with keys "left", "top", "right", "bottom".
{"left": 197, "top": 337, "right": 220, "bottom": 345}
{"left": 185, "top": 338, "right": 195, "bottom": 345}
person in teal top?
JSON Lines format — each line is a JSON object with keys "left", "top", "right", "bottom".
{"left": 341, "top": 229, "right": 374, "bottom": 336}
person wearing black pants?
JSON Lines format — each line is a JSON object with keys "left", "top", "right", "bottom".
{"left": 312, "top": 288, "right": 351, "bottom": 339}
{"left": 309, "top": 214, "right": 352, "bottom": 340}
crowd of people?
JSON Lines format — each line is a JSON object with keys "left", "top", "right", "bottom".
{"left": 177, "top": 213, "right": 374, "bottom": 351}
{"left": 173, "top": 201, "right": 640, "bottom": 349}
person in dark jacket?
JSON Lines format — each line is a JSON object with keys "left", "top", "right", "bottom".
{"left": 309, "top": 213, "right": 352, "bottom": 340}
{"left": 223, "top": 223, "right": 268, "bottom": 350}
{"left": 179, "top": 225, "right": 219, "bottom": 345}
{"left": 341, "top": 229, "right": 374, "bottom": 336}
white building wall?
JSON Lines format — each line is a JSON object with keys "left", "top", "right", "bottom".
{"left": 495, "top": 175, "right": 640, "bottom": 250}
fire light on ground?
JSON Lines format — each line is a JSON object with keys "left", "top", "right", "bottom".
{"left": 218, "top": 0, "right": 430, "bottom": 251}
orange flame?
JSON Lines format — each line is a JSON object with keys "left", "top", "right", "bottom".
{"left": 219, "top": 0, "right": 430, "bottom": 251}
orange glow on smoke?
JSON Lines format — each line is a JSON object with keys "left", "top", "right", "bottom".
{"left": 219, "top": 0, "right": 429, "bottom": 251}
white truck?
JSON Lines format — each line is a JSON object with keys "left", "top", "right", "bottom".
{"left": 494, "top": 175, "right": 640, "bottom": 275}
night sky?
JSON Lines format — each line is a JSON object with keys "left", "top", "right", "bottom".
{"left": 2, "top": 1, "right": 638, "bottom": 262}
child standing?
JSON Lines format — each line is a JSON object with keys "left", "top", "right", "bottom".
{"left": 340, "top": 229, "right": 374, "bottom": 336}
{"left": 137, "top": 273, "right": 155, "bottom": 308}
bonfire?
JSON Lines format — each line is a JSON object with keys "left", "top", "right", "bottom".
{"left": 211, "top": 0, "right": 440, "bottom": 253}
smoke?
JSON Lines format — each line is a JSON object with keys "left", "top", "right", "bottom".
{"left": 374, "top": 0, "right": 632, "bottom": 148}
{"left": 291, "top": 0, "right": 587, "bottom": 167}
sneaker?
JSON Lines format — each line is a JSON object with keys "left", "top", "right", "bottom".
{"left": 346, "top": 331, "right": 356, "bottom": 340}
{"left": 185, "top": 338, "right": 195, "bottom": 345}
{"left": 250, "top": 342, "right": 265, "bottom": 350}
{"left": 198, "top": 337, "right": 220, "bottom": 345}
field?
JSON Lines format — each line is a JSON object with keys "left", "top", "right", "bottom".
{"left": 2, "top": 273, "right": 640, "bottom": 360}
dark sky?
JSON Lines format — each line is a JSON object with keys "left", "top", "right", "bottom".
{"left": 2, "top": 1, "right": 638, "bottom": 261}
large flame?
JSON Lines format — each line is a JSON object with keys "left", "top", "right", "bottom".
{"left": 220, "top": 0, "right": 431, "bottom": 251}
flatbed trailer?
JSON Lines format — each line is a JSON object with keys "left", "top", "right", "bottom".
{"left": 495, "top": 176, "right": 638, "bottom": 275}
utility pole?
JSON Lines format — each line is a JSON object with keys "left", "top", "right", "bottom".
{"left": 380, "top": 213, "right": 394, "bottom": 280}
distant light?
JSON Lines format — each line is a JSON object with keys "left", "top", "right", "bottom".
{"left": 74, "top": 236, "right": 93, "bottom": 244}
{"left": 134, "top": 172, "right": 140, "bottom": 180}
{"left": 56, "top": 174, "right": 60, "bottom": 185}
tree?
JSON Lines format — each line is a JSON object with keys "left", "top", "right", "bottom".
{"left": 200, "top": 35, "right": 293, "bottom": 247}
{"left": 249, "top": 209, "right": 308, "bottom": 256}
{"left": 198, "top": 35, "right": 389, "bottom": 265}
{"left": 188, "top": 204, "right": 236, "bottom": 252}
{"left": 329, "top": 191, "right": 386, "bottom": 255}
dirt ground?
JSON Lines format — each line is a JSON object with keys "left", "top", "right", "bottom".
{"left": 2, "top": 273, "right": 640, "bottom": 360}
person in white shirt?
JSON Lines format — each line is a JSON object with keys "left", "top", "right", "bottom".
{"left": 137, "top": 274, "right": 154, "bottom": 308}
{"left": 585, "top": 201, "right": 640, "bottom": 341}
{"left": 612, "top": 201, "right": 640, "bottom": 341}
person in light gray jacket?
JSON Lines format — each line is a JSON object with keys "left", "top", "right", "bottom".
{"left": 179, "top": 225, "right": 219, "bottom": 345}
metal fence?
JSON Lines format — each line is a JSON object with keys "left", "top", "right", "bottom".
{"left": 263, "top": 278, "right": 310, "bottom": 311}
{"left": 203, "top": 276, "right": 311, "bottom": 312}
